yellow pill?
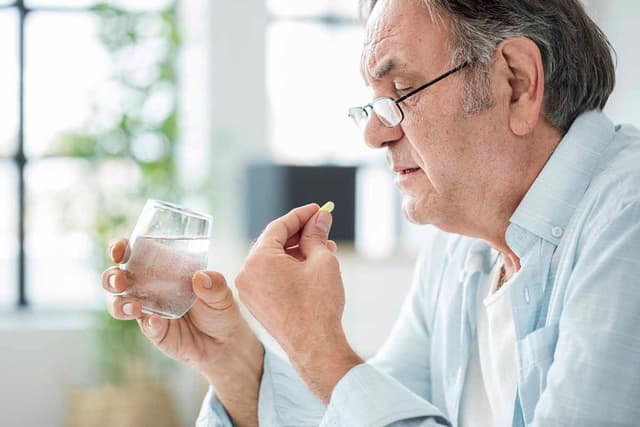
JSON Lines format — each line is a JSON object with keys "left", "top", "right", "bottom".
{"left": 319, "top": 201, "right": 335, "bottom": 213}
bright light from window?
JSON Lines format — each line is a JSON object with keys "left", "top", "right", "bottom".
{"left": 26, "top": 158, "right": 103, "bottom": 309}
{"left": 25, "top": 0, "right": 173, "bottom": 11}
{"left": 0, "top": 10, "right": 18, "bottom": 157}
{"left": 25, "top": 12, "right": 111, "bottom": 157}
{"left": 267, "top": 22, "right": 376, "bottom": 165}
{"left": 268, "top": 0, "right": 358, "bottom": 18}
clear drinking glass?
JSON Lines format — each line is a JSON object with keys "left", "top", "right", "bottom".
{"left": 119, "top": 199, "right": 212, "bottom": 319}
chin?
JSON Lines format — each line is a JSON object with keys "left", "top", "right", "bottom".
{"left": 402, "top": 193, "right": 455, "bottom": 229}
{"left": 402, "top": 196, "right": 431, "bottom": 225}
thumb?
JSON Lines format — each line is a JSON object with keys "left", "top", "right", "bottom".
{"left": 192, "top": 271, "right": 234, "bottom": 311}
{"left": 299, "top": 209, "right": 333, "bottom": 258}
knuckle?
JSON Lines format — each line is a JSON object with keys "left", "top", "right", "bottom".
{"left": 264, "top": 219, "right": 279, "bottom": 235}
{"left": 108, "top": 298, "right": 125, "bottom": 319}
{"left": 235, "top": 271, "right": 248, "bottom": 292}
{"left": 317, "top": 250, "right": 338, "bottom": 266}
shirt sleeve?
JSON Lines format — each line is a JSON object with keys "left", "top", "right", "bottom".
{"left": 530, "top": 201, "right": 640, "bottom": 425}
{"left": 196, "top": 347, "right": 327, "bottom": 427}
{"left": 367, "top": 231, "right": 446, "bottom": 400}
{"left": 319, "top": 231, "right": 454, "bottom": 427}
{"left": 195, "top": 387, "right": 234, "bottom": 427}
{"left": 320, "top": 363, "right": 451, "bottom": 427}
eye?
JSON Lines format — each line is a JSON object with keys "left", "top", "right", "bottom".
{"left": 394, "top": 85, "right": 413, "bottom": 96}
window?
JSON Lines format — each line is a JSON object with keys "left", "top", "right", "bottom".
{"left": 2, "top": 0, "right": 176, "bottom": 310}
{"left": 267, "top": 0, "right": 379, "bottom": 165}
{"left": 0, "top": 9, "right": 18, "bottom": 158}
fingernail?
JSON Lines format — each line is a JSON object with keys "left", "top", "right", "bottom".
{"left": 147, "top": 317, "right": 155, "bottom": 331}
{"left": 316, "top": 211, "right": 332, "bottom": 233}
{"left": 108, "top": 274, "right": 117, "bottom": 289}
{"left": 123, "top": 303, "right": 134, "bottom": 316}
{"left": 196, "top": 271, "right": 212, "bottom": 289}
{"left": 108, "top": 244, "right": 114, "bottom": 258}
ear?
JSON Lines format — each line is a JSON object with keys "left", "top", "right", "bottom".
{"left": 495, "top": 37, "right": 545, "bottom": 136}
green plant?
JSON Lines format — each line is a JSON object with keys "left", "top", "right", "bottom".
{"left": 56, "top": 0, "right": 183, "bottom": 386}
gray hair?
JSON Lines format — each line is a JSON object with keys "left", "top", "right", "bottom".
{"left": 359, "top": 0, "right": 616, "bottom": 132}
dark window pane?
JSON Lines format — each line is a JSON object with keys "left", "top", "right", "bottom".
{"left": 267, "top": 22, "right": 373, "bottom": 163}
{"left": 25, "top": 158, "right": 103, "bottom": 309}
{"left": 0, "top": 10, "right": 18, "bottom": 157}
{"left": 0, "top": 161, "right": 18, "bottom": 309}
{"left": 24, "top": 12, "right": 111, "bottom": 157}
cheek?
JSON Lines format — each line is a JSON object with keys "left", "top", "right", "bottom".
{"left": 405, "top": 126, "right": 457, "bottom": 187}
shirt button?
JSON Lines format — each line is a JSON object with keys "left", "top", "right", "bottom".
{"left": 524, "top": 286, "right": 531, "bottom": 304}
{"left": 551, "top": 226, "right": 563, "bottom": 238}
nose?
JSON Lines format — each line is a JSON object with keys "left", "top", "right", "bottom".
{"left": 363, "top": 112, "right": 404, "bottom": 149}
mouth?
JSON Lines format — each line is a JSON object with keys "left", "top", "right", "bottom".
{"left": 393, "top": 166, "right": 422, "bottom": 186}
{"left": 398, "top": 168, "right": 420, "bottom": 175}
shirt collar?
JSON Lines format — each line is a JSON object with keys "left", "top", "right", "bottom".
{"left": 506, "top": 110, "right": 616, "bottom": 256}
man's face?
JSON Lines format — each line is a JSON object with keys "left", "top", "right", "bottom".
{"left": 361, "top": 0, "right": 504, "bottom": 231}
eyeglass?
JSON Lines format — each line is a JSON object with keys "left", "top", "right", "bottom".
{"left": 348, "top": 62, "right": 470, "bottom": 129}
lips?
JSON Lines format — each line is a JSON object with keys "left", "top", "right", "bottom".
{"left": 393, "top": 165, "right": 422, "bottom": 186}
{"left": 400, "top": 168, "right": 420, "bottom": 175}
{"left": 393, "top": 165, "right": 421, "bottom": 174}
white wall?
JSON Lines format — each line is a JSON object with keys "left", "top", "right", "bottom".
{"left": 0, "top": 315, "right": 207, "bottom": 427}
{"left": 0, "top": 322, "right": 98, "bottom": 427}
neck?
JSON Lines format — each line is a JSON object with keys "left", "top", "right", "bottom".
{"left": 472, "top": 122, "right": 563, "bottom": 273}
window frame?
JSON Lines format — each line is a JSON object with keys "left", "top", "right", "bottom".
{"left": 2, "top": 0, "right": 97, "bottom": 308}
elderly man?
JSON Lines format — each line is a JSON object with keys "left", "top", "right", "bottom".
{"left": 103, "top": 0, "right": 640, "bottom": 425}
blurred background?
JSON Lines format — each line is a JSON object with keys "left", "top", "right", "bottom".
{"left": 0, "top": 0, "right": 638, "bottom": 425}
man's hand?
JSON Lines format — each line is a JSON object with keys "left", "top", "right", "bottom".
{"left": 236, "top": 203, "right": 363, "bottom": 403}
{"left": 101, "top": 240, "right": 263, "bottom": 427}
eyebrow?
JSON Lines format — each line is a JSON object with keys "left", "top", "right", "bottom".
{"left": 373, "top": 58, "right": 395, "bottom": 79}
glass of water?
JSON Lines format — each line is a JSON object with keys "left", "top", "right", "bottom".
{"left": 119, "top": 199, "right": 212, "bottom": 319}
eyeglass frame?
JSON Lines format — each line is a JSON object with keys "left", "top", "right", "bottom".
{"left": 348, "top": 61, "right": 470, "bottom": 128}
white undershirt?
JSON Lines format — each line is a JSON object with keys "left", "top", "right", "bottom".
{"left": 460, "top": 259, "right": 519, "bottom": 427}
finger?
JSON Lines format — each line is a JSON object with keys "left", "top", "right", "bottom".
{"left": 298, "top": 209, "right": 333, "bottom": 258}
{"left": 284, "top": 245, "right": 304, "bottom": 261}
{"left": 139, "top": 314, "right": 170, "bottom": 344}
{"left": 108, "top": 296, "right": 143, "bottom": 320}
{"left": 327, "top": 240, "right": 338, "bottom": 253}
{"left": 284, "top": 231, "right": 302, "bottom": 249}
{"left": 192, "top": 271, "right": 235, "bottom": 311}
{"left": 258, "top": 203, "right": 319, "bottom": 250}
{"left": 101, "top": 267, "right": 130, "bottom": 294}
{"left": 109, "top": 239, "right": 130, "bottom": 263}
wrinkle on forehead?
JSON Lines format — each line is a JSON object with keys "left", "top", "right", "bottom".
{"left": 361, "top": 35, "right": 401, "bottom": 83}
{"left": 360, "top": 0, "right": 423, "bottom": 84}
{"left": 361, "top": 14, "right": 405, "bottom": 84}
{"left": 359, "top": 0, "right": 451, "bottom": 85}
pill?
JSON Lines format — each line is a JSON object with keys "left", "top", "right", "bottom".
{"left": 319, "top": 201, "right": 335, "bottom": 213}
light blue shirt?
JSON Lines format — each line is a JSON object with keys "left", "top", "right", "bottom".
{"left": 197, "top": 111, "right": 640, "bottom": 426}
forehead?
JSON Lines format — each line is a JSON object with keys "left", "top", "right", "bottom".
{"left": 361, "top": 0, "right": 448, "bottom": 83}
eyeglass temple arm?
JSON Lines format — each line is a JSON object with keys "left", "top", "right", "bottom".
{"left": 395, "top": 61, "right": 470, "bottom": 104}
